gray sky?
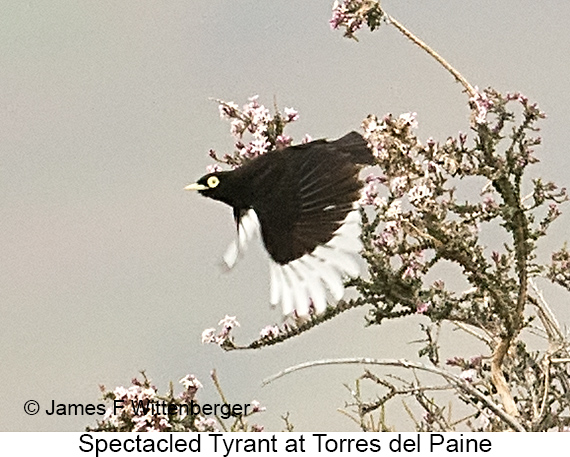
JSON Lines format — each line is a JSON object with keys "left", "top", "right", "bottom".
{"left": 2, "top": 1, "right": 570, "bottom": 431}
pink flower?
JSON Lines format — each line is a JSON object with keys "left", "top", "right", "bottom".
{"left": 359, "top": 180, "right": 378, "bottom": 206}
{"left": 259, "top": 325, "right": 280, "bottom": 339}
{"left": 179, "top": 374, "right": 203, "bottom": 391}
{"left": 469, "top": 355, "right": 483, "bottom": 367}
{"left": 446, "top": 356, "right": 464, "bottom": 367}
{"left": 230, "top": 119, "right": 246, "bottom": 138}
{"left": 470, "top": 89, "right": 493, "bottom": 126}
{"left": 218, "top": 315, "right": 240, "bottom": 329}
{"left": 195, "top": 416, "right": 218, "bottom": 432}
{"left": 416, "top": 301, "right": 430, "bottom": 314}
{"left": 249, "top": 138, "right": 271, "bottom": 156}
{"left": 276, "top": 135, "right": 292, "bottom": 149}
{"left": 250, "top": 400, "right": 266, "bottom": 413}
{"left": 460, "top": 368, "right": 477, "bottom": 383}
{"left": 202, "top": 316, "right": 241, "bottom": 345}
{"left": 206, "top": 164, "right": 222, "bottom": 173}
{"left": 329, "top": 2, "right": 346, "bottom": 30}
{"left": 284, "top": 107, "right": 299, "bottom": 122}
{"left": 482, "top": 196, "right": 497, "bottom": 212}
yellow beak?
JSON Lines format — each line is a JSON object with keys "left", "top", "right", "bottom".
{"left": 184, "top": 183, "right": 209, "bottom": 191}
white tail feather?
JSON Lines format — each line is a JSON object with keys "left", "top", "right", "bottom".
{"left": 268, "top": 210, "right": 363, "bottom": 316}
{"left": 222, "top": 209, "right": 363, "bottom": 317}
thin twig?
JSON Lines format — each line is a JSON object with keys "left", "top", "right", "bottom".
{"left": 210, "top": 370, "right": 229, "bottom": 432}
{"left": 537, "top": 356, "right": 551, "bottom": 422}
{"left": 222, "top": 299, "right": 364, "bottom": 350}
{"left": 385, "top": 15, "right": 477, "bottom": 98}
{"left": 551, "top": 358, "right": 570, "bottom": 363}
{"left": 263, "top": 357, "right": 526, "bottom": 431}
{"left": 452, "top": 321, "right": 493, "bottom": 347}
{"left": 530, "top": 279, "right": 565, "bottom": 342}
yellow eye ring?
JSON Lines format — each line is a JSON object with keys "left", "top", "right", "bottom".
{"left": 207, "top": 176, "right": 220, "bottom": 188}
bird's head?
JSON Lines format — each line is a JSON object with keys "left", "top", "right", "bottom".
{"left": 185, "top": 171, "right": 240, "bottom": 206}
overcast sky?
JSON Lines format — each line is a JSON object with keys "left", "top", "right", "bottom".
{"left": 2, "top": 1, "right": 570, "bottom": 432}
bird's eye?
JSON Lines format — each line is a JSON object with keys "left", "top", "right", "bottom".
{"left": 207, "top": 176, "right": 220, "bottom": 188}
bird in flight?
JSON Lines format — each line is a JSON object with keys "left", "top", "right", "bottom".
{"left": 186, "top": 131, "right": 374, "bottom": 318}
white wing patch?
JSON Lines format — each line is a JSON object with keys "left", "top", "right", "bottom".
{"left": 223, "top": 209, "right": 260, "bottom": 268}
{"left": 223, "top": 209, "right": 363, "bottom": 318}
{"left": 269, "top": 209, "right": 363, "bottom": 317}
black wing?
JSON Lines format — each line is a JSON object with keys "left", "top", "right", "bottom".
{"left": 250, "top": 132, "right": 372, "bottom": 264}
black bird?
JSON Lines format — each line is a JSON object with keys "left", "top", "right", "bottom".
{"left": 186, "top": 131, "right": 374, "bottom": 317}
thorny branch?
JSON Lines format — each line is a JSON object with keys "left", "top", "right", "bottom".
{"left": 201, "top": 1, "right": 570, "bottom": 432}
{"left": 263, "top": 357, "right": 526, "bottom": 431}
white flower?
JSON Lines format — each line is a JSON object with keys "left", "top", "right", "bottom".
{"left": 460, "top": 368, "right": 477, "bottom": 383}
{"left": 390, "top": 176, "right": 408, "bottom": 196}
{"left": 373, "top": 196, "right": 387, "bottom": 209}
{"left": 362, "top": 116, "right": 380, "bottom": 135}
{"left": 250, "top": 400, "right": 266, "bottom": 413}
{"left": 113, "top": 386, "right": 128, "bottom": 399}
{"left": 442, "top": 156, "right": 458, "bottom": 175}
{"left": 195, "top": 416, "right": 218, "bottom": 432}
{"left": 201, "top": 328, "right": 217, "bottom": 344}
{"left": 399, "top": 112, "right": 418, "bottom": 129}
{"left": 470, "top": 89, "right": 493, "bottom": 126}
{"left": 284, "top": 107, "right": 299, "bottom": 122}
{"left": 179, "top": 374, "right": 203, "bottom": 391}
{"left": 259, "top": 325, "right": 280, "bottom": 339}
{"left": 408, "top": 184, "right": 432, "bottom": 205}
{"left": 218, "top": 315, "right": 240, "bottom": 329}
{"left": 385, "top": 200, "right": 402, "bottom": 219}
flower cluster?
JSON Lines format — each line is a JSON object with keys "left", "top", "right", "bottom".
{"left": 446, "top": 355, "right": 483, "bottom": 383}
{"left": 469, "top": 89, "right": 493, "bottom": 126}
{"left": 88, "top": 373, "right": 203, "bottom": 432}
{"left": 354, "top": 89, "right": 565, "bottom": 334}
{"left": 209, "top": 96, "right": 300, "bottom": 169}
{"left": 345, "top": 89, "right": 570, "bottom": 431}
{"left": 202, "top": 315, "right": 240, "bottom": 346}
{"left": 259, "top": 324, "right": 280, "bottom": 340}
{"left": 329, "top": 0, "right": 384, "bottom": 40}
{"left": 358, "top": 112, "right": 449, "bottom": 307}
{"left": 548, "top": 244, "right": 570, "bottom": 290}
{"left": 87, "top": 372, "right": 266, "bottom": 432}
{"left": 359, "top": 174, "right": 385, "bottom": 208}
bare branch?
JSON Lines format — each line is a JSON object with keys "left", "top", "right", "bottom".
{"left": 263, "top": 357, "right": 526, "bottom": 431}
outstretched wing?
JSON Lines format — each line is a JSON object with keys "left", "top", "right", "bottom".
{"left": 252, "top": 132, "right": 372, "bottom": 316}
{"left": 268, "top": 209, "right": 362, "bottom": 316}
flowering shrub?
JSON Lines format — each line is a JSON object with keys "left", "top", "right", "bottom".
{"left": 87, "top": 372, "right": 266, "bottom": 432}
{"left": 201, "top": 83, "right": 570, "bottom": 431}
{"left": 200, "top": 1, "right": 570, "bottom": 432}
{"left": 209, "top": 96, "right": 300, "bottom": 168}
{"left": 93, "top": 1, "right": 570, "bottom": 432}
